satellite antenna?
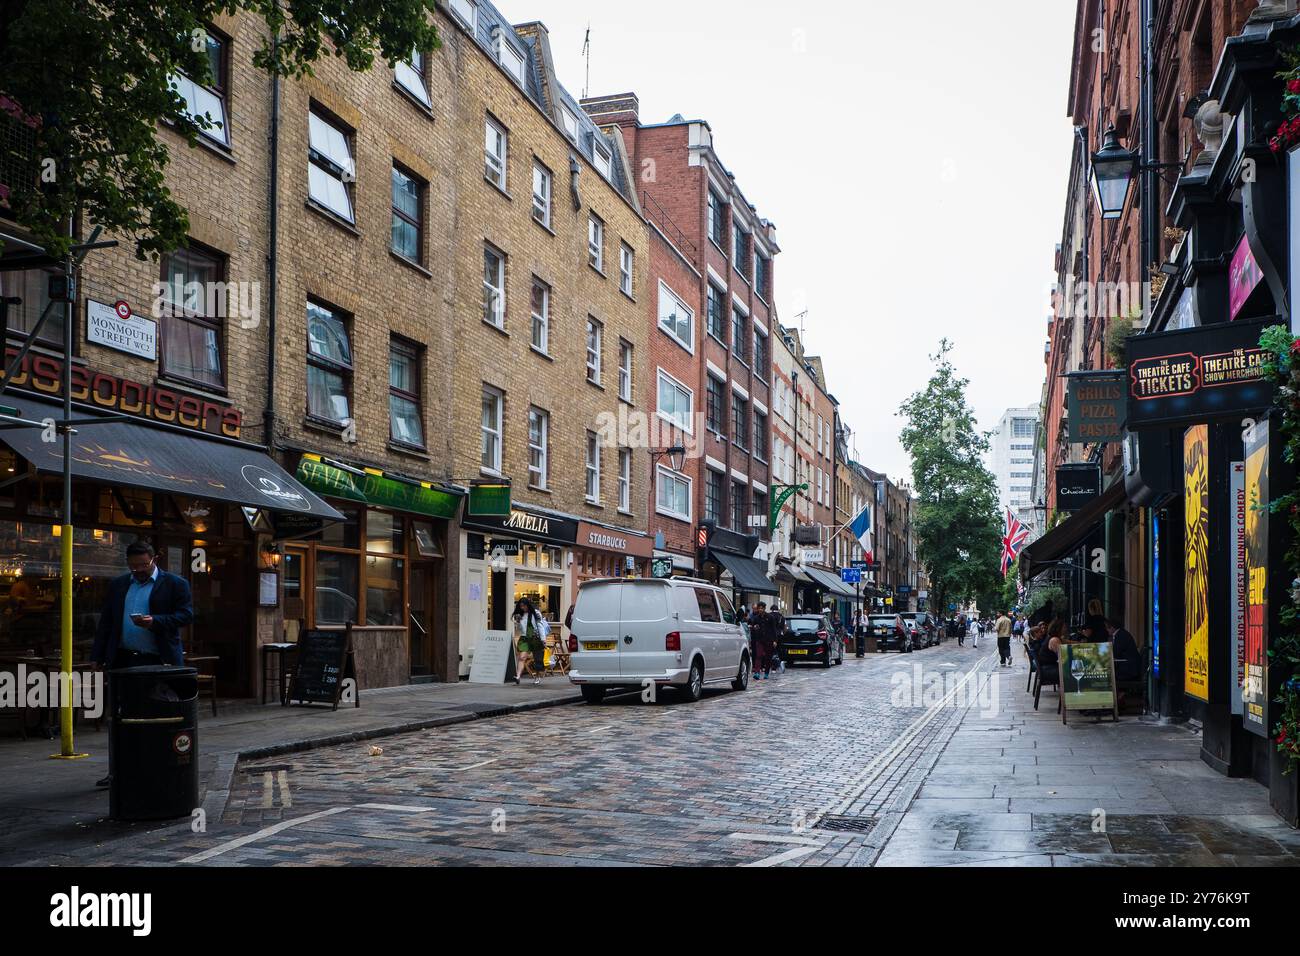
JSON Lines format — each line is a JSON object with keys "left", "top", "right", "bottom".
{"left": 582, "top": 25, "right": 591, "bottom": 99}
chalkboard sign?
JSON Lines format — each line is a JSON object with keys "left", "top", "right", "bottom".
{"left": 288, "top": 628, "right": 357, "bottom": 710}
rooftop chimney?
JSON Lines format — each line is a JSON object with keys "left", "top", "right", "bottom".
{"left": 580, "top": 92, "right": 640, "bottom": 127}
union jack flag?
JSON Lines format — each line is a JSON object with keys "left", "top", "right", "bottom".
{"left": 1001, "top": 507, "right": 1030, "bottom": 577}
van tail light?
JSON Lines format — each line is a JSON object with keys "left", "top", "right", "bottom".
{"left": 666, "top": 632, "right": 681, "bottom": 651}
{"left": 567, "top": 634, "right": 578, "bottom": 653}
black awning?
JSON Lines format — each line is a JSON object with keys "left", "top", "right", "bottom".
{"left": 775, "top": 561, "right": 814, "bottom": 584}
{"left": 1020, "top": 479, "right": 1127, "bottom": 580}
{"left": 713, "top": 550, "right": 778, "bottom": 596}
{"left": 804, "top": 566, "right": 858, "bottom": 599}
{"left": 1, "top": 395, "right": 343, "bottom": 519}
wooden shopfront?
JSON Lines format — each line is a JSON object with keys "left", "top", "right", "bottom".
{"left": 286, "top": 454, "right": 462, "bottom": 684}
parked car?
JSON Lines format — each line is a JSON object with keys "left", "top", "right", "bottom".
{"left": 778, "top": 614, "right": 844, "bottom": 668}
{"left": 900, "top": 613, "right": 933, "bottom": 648}
{"left": 566, "top": 578, "right": 750, "bottom": 704}
{"left": 869, "top": 614, "right": 912, "bottom": 653}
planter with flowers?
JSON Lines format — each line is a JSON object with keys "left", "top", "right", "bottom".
{"left": 1271, "top": 50, "right": 1300, "bottom": 154}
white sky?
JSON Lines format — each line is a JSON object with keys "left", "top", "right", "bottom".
{"left": 508, "top": 0, "right": 1078, "bottom": 481}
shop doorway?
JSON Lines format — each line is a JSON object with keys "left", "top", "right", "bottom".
{"left": 183, "top": 540, "right": 253, "bottom": 698}
{"left": 410, "top": 563, "right": 433, "bottom": 676}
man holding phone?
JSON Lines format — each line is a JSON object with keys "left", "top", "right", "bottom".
{"left": 92, "top": 540, "right": 194, "bottom": 788}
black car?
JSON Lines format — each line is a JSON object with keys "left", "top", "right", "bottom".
{"left": 868, "top": 614, "right": 912, "bottom": 653}
{"left": 901, "top": 613, "right": 935, "bottom": 648}
{"left": 779, "top": 614, "right": 844, "bottom": 668}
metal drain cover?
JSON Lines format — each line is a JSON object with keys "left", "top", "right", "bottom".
{"left": 816, "top": 816, "right": 878, "bottom": 833}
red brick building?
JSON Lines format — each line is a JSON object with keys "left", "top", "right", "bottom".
{"left": 583, "top": 94, "right": 779, "bottom": 593}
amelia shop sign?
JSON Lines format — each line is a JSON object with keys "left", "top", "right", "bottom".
{"left": 1125, "top": 320, "right": 1272, "bottom": 429}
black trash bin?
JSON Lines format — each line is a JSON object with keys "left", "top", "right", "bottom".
{"left": 108, "top": 666, "right": 199, "bottom": 821}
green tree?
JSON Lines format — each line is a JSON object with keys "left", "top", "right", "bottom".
{"left": 899, "top": 339, "right": 1004, "bottom": 617}
{"left": 0, "top": 0, "right": 441, "bottom": 258}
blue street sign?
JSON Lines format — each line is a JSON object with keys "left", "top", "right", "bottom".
{"left": 840, "top": 568, "right": 862, "bottom": 584}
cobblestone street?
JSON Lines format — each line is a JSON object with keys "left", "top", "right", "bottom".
{"left": 32, "top": 645, "right": 983, "bottom": 867}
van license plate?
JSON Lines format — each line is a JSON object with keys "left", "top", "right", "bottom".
{"left": 584, "top": 642, "right": 616, "bottom": 651}
{"left": 787, "top": 649, "right": 808, "bottom": 656}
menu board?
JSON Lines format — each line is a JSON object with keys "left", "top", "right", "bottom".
{"left": 1060, "top": 643, "right": 1118, "bottom": 723}
{"left": 288, "top": 629, "right": 353, "bottom": 709}
{"left": 469, "top": 631, "right": 517, "bottom": 685}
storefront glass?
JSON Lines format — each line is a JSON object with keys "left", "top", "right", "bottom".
{"left": 314, "top": 550, "right": 359, "bottom": 625}
{"left": 514, "top": 575, "right": 562, "bottom": 626}
{"left": 0, "top": 480, "right": 255, "bottom": 695}
{"left": 365, "top": 555, "right": 405, "bottom": 626}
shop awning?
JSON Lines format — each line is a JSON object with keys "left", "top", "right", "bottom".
{"left": 776, "top": 562, "right": 814, "bottom": 584}
{"left": 713, "top": 550, "right": 778, "bottom": 596}
{"left": 296, "top": 454, "right": 463, "bottom": 521}
{"left": 0, "top": 396, "right": 343, "bottom": 519}
{"left": 804, "top": 566, "right": 859, "bottom": 599}
{"left": 1020, "top": 479, "right": 1127, "bottom": 580}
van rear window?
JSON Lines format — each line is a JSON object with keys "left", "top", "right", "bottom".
{"left": 576, "top": 583, "right": 622, "bottom": 624}
{"left": 619, "top": 585, "right": 669, "bottom": 623}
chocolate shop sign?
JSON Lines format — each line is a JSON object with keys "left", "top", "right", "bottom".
{"left": 1125, "top": 320, "right": 1272, "bottom": 429}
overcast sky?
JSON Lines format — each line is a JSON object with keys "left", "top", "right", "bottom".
{"left": 509, "top": 0, "right": 1078, "bottom": 482}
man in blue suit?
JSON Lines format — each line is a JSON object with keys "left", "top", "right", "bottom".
{"left": 92, "top": 540, "right": 194, "bottom": 787}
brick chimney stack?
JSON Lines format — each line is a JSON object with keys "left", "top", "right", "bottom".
{"left": 579, "top": 92, "right": 640, "bottom": 127}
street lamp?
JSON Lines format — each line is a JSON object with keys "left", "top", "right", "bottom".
{"left": 649, "top": 446, "right": 687, "bottom": 472}
{"left": 1090, "top": 125, "right": 1184, "bottom": 220}
{"left": 1091, "top": 126, "right": 1140, "bottom": 220}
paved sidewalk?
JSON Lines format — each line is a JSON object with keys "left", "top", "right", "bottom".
{"left": 875, "top": 655, "right": 1300, "bottom": 866}
{"left": 0, "top": 676, "right": 581, "bottom": 865}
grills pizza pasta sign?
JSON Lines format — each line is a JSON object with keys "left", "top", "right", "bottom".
{"left": 1125, "top": 320, "right": 1272, "bottom": 428}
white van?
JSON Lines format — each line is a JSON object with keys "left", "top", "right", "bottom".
{"left": 566, "top": 577, "right": 750, "bottom": 704}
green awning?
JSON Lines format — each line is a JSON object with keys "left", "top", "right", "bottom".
{"left": 296, "top": 455, "right": 463, "bottom": 520}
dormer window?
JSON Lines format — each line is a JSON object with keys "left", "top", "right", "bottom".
{"left": 495, "top": 34, "right": 526, "bottom": 84}
{"left": 593, "top": 145, "right": 611, "bottom": 180}
{"left": 450, "top": 0, "right": 477, "bottom": 31}
{"left": 560, "top": 105, "right": 580, "bottom": 142}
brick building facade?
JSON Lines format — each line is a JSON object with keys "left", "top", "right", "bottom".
{"left": 582, "top": 95, "right": 779, "bottom": 602}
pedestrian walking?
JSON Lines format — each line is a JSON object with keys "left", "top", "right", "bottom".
{"left": 512, "top": 598, "right": 548, "bottom": 685}
{"left": 91, "top": 540, "right": 194, "bottom": 789}
{"left": 973, "top": 618, "right": 982, "bottom": 649}
{"left": 749, "top": 602, "right": 777, "bottom": 680}
{"left": 995, "top": 610, "right": 1014, "bottom": 667}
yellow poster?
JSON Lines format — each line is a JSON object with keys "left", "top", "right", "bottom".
{"left": 1184, "top": 425, "right": 1210, "bottom": 701}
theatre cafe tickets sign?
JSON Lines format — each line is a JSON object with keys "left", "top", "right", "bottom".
{"left": 1125, "top": 320, "right": 1272, "bottom": 429}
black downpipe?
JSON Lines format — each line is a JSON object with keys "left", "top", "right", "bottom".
{"left": 1140, "top": 0, "right": 1157, "bottom": 323}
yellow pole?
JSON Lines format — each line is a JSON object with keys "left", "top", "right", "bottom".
{"left": 60, "top": 522, "right": 73, "bottom": 753}
{"left": 51, "top": 523, "right": 86, "bottom": 759}
{"left": 52, "top": 225, "right": 86, "bottom": 760}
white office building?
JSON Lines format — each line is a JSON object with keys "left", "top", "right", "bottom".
{"left": 990, "top": 406, "right": 1039, "bottom": 532}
